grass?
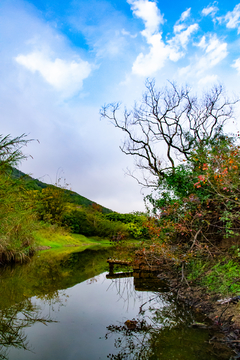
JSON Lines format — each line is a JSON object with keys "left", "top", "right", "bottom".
{"left": 187, "top": 256, "right": 240, "bottom": 296}
{"left": 34, "top": 223, "right": 240, "bottom": 298}
{"left": 33, "top": 224, "right": 112, "bottom": 250}
{"left": 202, "top": 259, "right": 240, "bottom": 295}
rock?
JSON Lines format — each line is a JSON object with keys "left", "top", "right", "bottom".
{"left": 124, "top": 320, "right": 138, "bottom": 330}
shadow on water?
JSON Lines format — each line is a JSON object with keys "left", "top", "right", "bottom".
{"left": 0, "top": 246, "right": 234, "bottom": 360}
{"left": 104, "top": 271, "right": 233, "bottom": 360}
{"left": 0, "top": 246, "right": 112, "bottom": 359}
{"left": 0, "top": 299, "right": 57, "bottom": 360}
{"left": 0, "top": 246, "right": 112, "bottom": 309}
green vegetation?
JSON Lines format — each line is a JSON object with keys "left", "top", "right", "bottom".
{"left": 0, "top": 134, "right": 36, "bottom": 263}
{"left": 186, "top": 256, "right": 240, "bottom": 296}
{"left": 12, "top": 167, "right": 112, "bottom": 213}
{"left": 141, "top": 135, "right": 240, "bottom": 296}
{"left": 63, "top": 209, "right": 129, "bottom": 238}
{"left": 0, "top": 172, "right": 36, "bottom": 262}
{"left": 33, "top": 224, "right": 111, "bottom": 249}
{"left": 3, "top": 79, "right": 240, "bottom": 303}
{"left": 105, "top": 212, "right": 149, "bottom": 238}
{"left": 0, "top": 133, "right": 149, "bottom": 264}
{"left": 102, "top": 79, "right": 240, "bottom": 298}
{"left": 0, "top": 247, "right": 113, "bottom": 310}
{"left": 144, "top": 136, "right": 240, "bottom": 243}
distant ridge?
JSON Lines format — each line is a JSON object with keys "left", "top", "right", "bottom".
{"left": 12, "top": 168, "right": 113, "bottom": 214}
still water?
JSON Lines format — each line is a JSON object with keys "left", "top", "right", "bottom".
{"left": 0, "top": 247, "right": 233, "bottom": 359}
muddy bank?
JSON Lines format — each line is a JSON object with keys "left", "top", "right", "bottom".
{"left": 127, "top": 249, "right": 240, "bottom": 358}
{"left": 108, "top": 249, "right": 239, "bottom": 357}
{"left": 153, "top": 260, "right": 240, "bottom": 358}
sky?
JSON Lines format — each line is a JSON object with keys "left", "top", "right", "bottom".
{"left": 1, "top": 0, "right": 240, "bottom": 213}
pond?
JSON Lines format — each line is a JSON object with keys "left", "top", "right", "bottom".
{"left": 0, "top": 246, "right": 233, "bottom": 359}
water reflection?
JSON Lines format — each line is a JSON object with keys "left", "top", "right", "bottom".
{"left": 0, "top": 249, "right": 233, "bottom": 360}
{"left": 0, "top": 247, "right": 111, "bottom": 310}
{"left": 0, "top": 299, "right": 56, "bottom": 360}
{"left": 104, "top": 272, "right": 232, "bottom": 360}
{"left": 105, "top": 294, "right": 232, "bottom": 360}
{"left": 0, "top": 248, "right": 112, "bottom": 360}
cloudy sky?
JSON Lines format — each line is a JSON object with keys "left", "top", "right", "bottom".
{"left": 1, "top": 0, "right": 240, "bottom": 212}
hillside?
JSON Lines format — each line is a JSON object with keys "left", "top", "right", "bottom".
{"left": 11, "top": 167, "right": 113, "bottom": 214}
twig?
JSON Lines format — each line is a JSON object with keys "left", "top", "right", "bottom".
{"left": 218, "top": 303, "right": 230, "bottom": 324}
{"left": 190, "top": 229, "right": 201, "bottom": 250}
{"left": 139, "top": 296, "right": 158, "bottom": 314}
{"left": 181, "top": 262, "right": 189, "bottom": 287}
{"left": 212, "top": 339, "right": 240, "bottom": 343}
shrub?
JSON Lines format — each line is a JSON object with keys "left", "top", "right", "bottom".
{"left": 63, "top": 209, "right": 129, "bottom": 239}
{"left": 34, "top": 186, "right": 66, "bottom": 224}
{"left": 63, "top": 210, "right": 94, "bottom": 236}
{"left": 0, "top": 172, "right": 36, "bottom": 262}
{"left": 105, "top": 212, "right": 149, "bottom": 238}
{"left": 145, "top": 136, "right": 240, "bottom": 246}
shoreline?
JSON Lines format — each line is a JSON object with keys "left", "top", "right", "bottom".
{"left": 130, "top": 247, "right": 240, "bottom": 357}
{"left": 154, "top": 258, "right": 240, "bottom": 358}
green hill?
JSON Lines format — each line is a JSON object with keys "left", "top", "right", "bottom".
{"left": 11, "top": 168, "right": 113, "bottom": 214}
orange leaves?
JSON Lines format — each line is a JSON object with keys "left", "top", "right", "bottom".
{"left": 198, "top": 175, "right": 205, "bottom": 181}
{"left": 194, "top": 174, "right": 206, "bottom": 188}
{"left": 147, "top": 139, "right": 240, "bottom": 245}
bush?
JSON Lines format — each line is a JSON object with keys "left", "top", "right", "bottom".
{"left": 0, "top": 172, "right": 36, "bottom": 262}
{"left": 126, "top": 223, "right": 143, "bottom": 238}
{"left": 145, "top": 136, "right": 240, "bottom": 246}
{"left": 105, "top": 212, "right": 149, "bottom": 239}
{"left": 63, "top": 210, "right": 94, "bottom": 236}
{"left": 63, "top": 209, "right": 129, "bottom": 239}
{"left": 34, "top": 186, "right": 66, "bottom": 224}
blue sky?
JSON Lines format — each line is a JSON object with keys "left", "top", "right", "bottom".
{"left": 1, "top": 0, "right": 240, "bottom": 212}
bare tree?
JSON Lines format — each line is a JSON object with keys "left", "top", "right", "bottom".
{"left": 101, "top": 79, "right": 237, "bottom": 186}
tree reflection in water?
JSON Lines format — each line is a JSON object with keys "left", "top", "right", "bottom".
{"left": 0, "top": 299, "right": 57, "bottom": 360}
{"left": 105, "top": 274, "right": 232, "bottom": 360}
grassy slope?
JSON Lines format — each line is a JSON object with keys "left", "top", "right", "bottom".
{"left": 33, "top": 225, "right": 112, "bottom": 250}
{"left": 11, "top": 167, "right": 112, "bottom": 213}
{"left": 9, "top": 168, "right": 115, "bottom": 252}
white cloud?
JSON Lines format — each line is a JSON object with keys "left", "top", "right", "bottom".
{"left": 121, "top": 29, "right": 137, "bottom": 38}
{"left": 205, "top": 36, "right": 228, "bottom": 66}
{"left": 132, "top": 33, "right": 169, "bottom": 76}
{"left": 232, "top": 58, "right": 240, "bottom": 74}
{"left": 179, "top": 34, "right": 228, "bottom": 80}
{"left": 129, "top": 0, "right": 198, "bottom": 76}
{"left": 195, "top": 35, "right": 228, "bottom": 70}
{"left": 202, "top": 5, "right": 218, "bottom": 17}
{"left": 225, "top": 4, "right": 240, "bottom": 30}
{"left": 180, "top": 8, "right": 191, "bottom": 22}
{"left": 173, "top": 9, "right": 192, "bottom": 34}
{"left": 198, "top": 74, "right": 219, "bottom": 85}
{"left": 95, "top": 36, "right": 126, "bottom": 57}
{"left": 219, "top": 4, "right": 240, "bottom": 33}
{"left": 197, "top": 36, "right": 207, "bottom": 49}
{"left": 178, "top": 64, "right": 191, "bottom": 78}
{"left": 169, "top": 24, "right": 199, "bottom": 51}
{"left": 127, "top": 0, "right": 164, "bottom": 38}
{"left": 15, "top": 51, "right": 92, "bottom": 97}
{"left": 174, "top": 24, "right": 186, "bottom": 34}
